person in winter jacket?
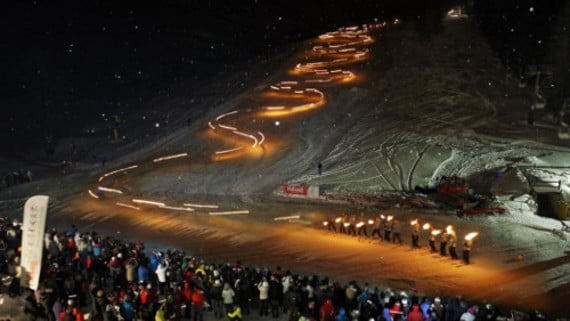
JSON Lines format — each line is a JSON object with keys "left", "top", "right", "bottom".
{"left": 209, "top": 279, "right": 224, "bottom": 318}
{"left": 192, "top": 288, "right": 207, "bottom": 321}
{"left": 59, "top": 306, "right": 78, "bottom": 321}
{"left": 419, "top": 298, "right": 431, "bottom": 320}
{"left": 431, "top": 297, "right": 443, "bottom": 321}
{"left": 392, "top": 219, "right": 403, "bottom": 244}
{"left": 335, "top": 307, "right": 349, "bottom": 321}
{"left": 258, "top": 277, "right": 270, "bottom": 316}
{"left": 137, "top": 263, "right": 149, "bottom": 284}
{"left": 319, "top": 299, "right": 335, "bottom": 321}
{"left": 459, "top": 307, "right": 476, "bottom": 321}
{"left": 89, "top": 288, "right": 107, "bottom": 321}
{"left": 103, "top": 304, "right": 119, "bottom": 321}
{"left": 227, "top": 304, "right": 243, "bottom": 321}
{"left": 120, "top": 294, "right": 136, "bottom": 321}
{"left": 155, "top": 303, "right": 167, "bottom": 321}
{"left": 268, "top": 275, "right": 282, "bottom": 318}
{"left": 125, "top": 258, "right": 138, "bottom": 284}
{"left": 408, "top": 304, "right": 424, "bottom": 321}
{"left": 389, "top": 302, "right": 402, "bottom": 319}
{"left": 235, "top": 275, "right": 252, "bottom": 315}
{"left": 382, "top": 305, "right": 393, "bottom": 321}
{"left": 155, "top": 260, "right": 169, "bottom": 295}
{"left": 357, "top": 284, "right": 370, "bottom": 311}
{"left": 344, "top": 283, "right": 358, "bottom": 310}
{"left": 222, "top": 282, "right": 236, "bottom": 314}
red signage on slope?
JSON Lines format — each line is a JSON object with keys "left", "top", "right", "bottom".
{"left": 283, "top": 184, "right": 308, "bottom": 196}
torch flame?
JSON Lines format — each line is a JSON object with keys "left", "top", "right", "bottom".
{"left": 356, "top": 222, "right": 365, "bottom": 228}
{"left": 387, "top": 215, "right": 394, "bottom": 221}
{"left": 410, "top": 219, "right": 418, "bottom": 226}
{"left": 464, "top": 232, "right": 479, "bottom": 241}
{"left": 432, "top": 229, "right": 442, "bottom": 236}
{"left": 422, "top": 223, "right": 431, "bottom": 230}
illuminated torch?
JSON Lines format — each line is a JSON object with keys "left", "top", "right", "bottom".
{"left": 356, "top": 222, "right": 365, "bottom": 228}
{"left": 368, "top": 219, "right": 374, "bottom": 225}
{"left": 386, "top": 215, "right": 394, "bottom": 222}
{"left": 410, "top": 219, "right": 418, "bottom": 226}
{"left": 422, "top": 223, "right": 431, "bottom": 230}
{"left": 464, "top": 232, "right": 479, "bottom": 241}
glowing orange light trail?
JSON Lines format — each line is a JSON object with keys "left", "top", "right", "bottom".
{"left": 90, "top": 20, "right": 396, "bottom": 215}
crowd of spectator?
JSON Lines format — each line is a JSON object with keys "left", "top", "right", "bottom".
{"left": 0, "top": 216, "right": 552, "bottom": 321}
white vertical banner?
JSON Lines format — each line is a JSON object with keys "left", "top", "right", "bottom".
{"left": 20, "top": 195, "right": 49, "bottom": 290}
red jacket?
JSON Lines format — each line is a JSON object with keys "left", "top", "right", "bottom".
{"left": 389, "top": 303, "right": 401, "bottom": 318}
{"left": 319, "top": 299, "right": 335, "bottom": 321}
{"left": 182, "top": 282, "right": 193, "bottom": 302}
{"left": 407, "top": 304, "right": 424, "bottom": 321}
{"left": 59, "top": 308, "right": 85, "bottom": 321}
{"left": 192, "top": 290, "right": 206, "bottom": 308}
{"left": 139, "top": 288, "right": 149, "bottom": 305}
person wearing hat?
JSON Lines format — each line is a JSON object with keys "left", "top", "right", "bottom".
{"left": 209, "top": 279, "right": 224, "bottom": 318}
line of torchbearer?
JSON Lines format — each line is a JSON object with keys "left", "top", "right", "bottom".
{"left": 323, "top": 213, "right": 478, "bottom": 264}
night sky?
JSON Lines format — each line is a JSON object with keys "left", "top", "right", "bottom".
{"left": 0, "top": 0, "right": 567, "bottom": 158}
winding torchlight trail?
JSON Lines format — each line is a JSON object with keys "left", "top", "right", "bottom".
{"left": 89, "top": 21, "right": 395, "bottom": 215}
